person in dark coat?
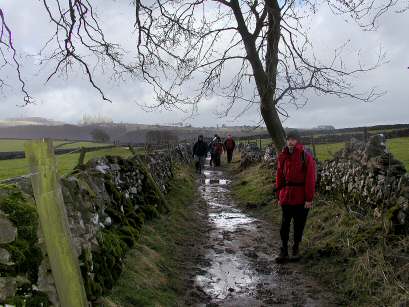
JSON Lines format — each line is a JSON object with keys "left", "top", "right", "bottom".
{"left": 275, "top": 130, "right": 316, "bottom": 263}
{"left": 223, "top": 134, "right": 236, "bottom": 163}
{"left": 192, "top": 135, "right": 208, "bottom": 173}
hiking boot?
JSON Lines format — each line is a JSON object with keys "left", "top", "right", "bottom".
{"left": 291, "top": 244, "right": 300, "bottom": 261}
{"left": 275, "top": 246, "right": 289, "bottom": 264}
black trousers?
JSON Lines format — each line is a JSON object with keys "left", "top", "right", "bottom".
{"left": 214, "top": 154, "right": 221, "bottom": 166}
{"left": 226, "top": 150, "right": 233, "bottom": 163}
{"left": 280, "top": 204, "right": 309, "bottom": 247}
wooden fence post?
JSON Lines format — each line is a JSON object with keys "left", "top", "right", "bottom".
{"left": 128, "top": 144, "right": 136, "bottom": 155}
{"left": 363, "top": 127, "right": 368, "bottom": 143}
{"left": 311, "top": 136, "right": 317, "bottom": 159}
{"left": 25, "top": 139, "right": 88, "bottom": 307}
{"left": 77, "top": 146, "right": 87, "bottom": 168}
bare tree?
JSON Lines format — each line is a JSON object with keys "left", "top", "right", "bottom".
{"left": 146, "top": 130, "right": 178, "bottom": 144}
{"left": 90, "top": 127, "right": 110, "bottom": 143}
{"left": 1, "top": 0, "right": 404, "bottom": 150}
{"left": 0, "top": 8, "right": 32, "bottom": 104}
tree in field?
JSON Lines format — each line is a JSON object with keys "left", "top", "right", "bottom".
{"left": 90, "top": 128, "right": 110, "bottom": 143}
{"left": 0, "top": 1, "right": 405, "bottom": 150}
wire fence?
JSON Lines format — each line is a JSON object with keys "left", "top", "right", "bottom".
{"left": 0, "top": 140, "right": 188, "bottom": 183}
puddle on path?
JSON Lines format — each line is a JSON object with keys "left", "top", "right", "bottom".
{"left": 191, "top": 159, "right": 335, "bottom": 307}
{"left": 204, "top": 178, "right": 230, "bottom": 185}
{"left": 194, "top": 161, "right": 262, "bottom": 304}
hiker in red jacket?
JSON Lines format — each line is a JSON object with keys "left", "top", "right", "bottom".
{"left": 275, "top": 130, "right": 316, "bottom": 263}
{"left": 224, "top": 134, "right": 236, "bottom": 163}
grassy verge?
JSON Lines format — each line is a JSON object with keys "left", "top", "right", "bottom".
{"left": 230, "top": 161, "right": 409, "bottom": 306}
{"left": 229, "top": 161, "right": 278, "bottom": 221}
{"left": 104, "top": 165, "right": 200, "bottom": 307}
{"left": 303, "top": 198, "right": 409, "bottom": 306}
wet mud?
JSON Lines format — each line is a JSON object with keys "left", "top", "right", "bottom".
{"left": 184, "top": 159, "right": 336, "bottom": 307}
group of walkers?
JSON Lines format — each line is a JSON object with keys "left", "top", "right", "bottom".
{"left": 192, "top": 134, "right": 236, "bottom": 173}
{"left": 193, "top": 129, "right": 316, "bottom": 264}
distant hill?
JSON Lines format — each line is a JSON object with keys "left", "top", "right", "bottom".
{"left": 0, "top": 120, "right": 268, "bottom": 144}
{"left": 0, "top": 117, "right": 66, "bottom": 127}
{"left": 1, "top": 118, "right": 407, "bottom": 144}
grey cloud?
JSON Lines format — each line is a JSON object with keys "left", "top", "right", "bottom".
{"left": 0, "top": 0, "right": 408, "bottom": 128}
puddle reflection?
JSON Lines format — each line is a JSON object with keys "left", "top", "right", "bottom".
{"left": 209, "top": 212, "right": 256, "bottom": 231}
{"left": 194, "top": 166, "right": 260, "bottom": 302}
{"left": 195, "top": 253, "right": 257, "bottom": 300}
{"left": 203, "top": 178, "right": 230, "bottom": 185}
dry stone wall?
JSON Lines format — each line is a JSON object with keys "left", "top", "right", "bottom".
{"left": 319, "top": 135, "right": 408, "bottom": 233}
{"left": 0, "top": 145, "right": 192, "bottom": 306}
{"left": 242, "top": 135, "right": 408, "bottom": 233}
{"left": 239, "top": 144, "right": 263, "bottom": 169}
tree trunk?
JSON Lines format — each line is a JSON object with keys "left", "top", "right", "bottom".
{"left": 260, "top": 96, "right": 286, "bottom": 151}
{"left": 231, "top": 0, "right": 286, "bottom": 151}
{"left": 263, "top": 2, "right": 286, "bottom": 151}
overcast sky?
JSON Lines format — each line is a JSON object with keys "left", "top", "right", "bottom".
{"left": 0, "top": 0, "right": 408, "bottom": 128}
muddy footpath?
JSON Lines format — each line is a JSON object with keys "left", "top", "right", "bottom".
{"left": 183, "top": 159, "right": 337, "bottom": 307}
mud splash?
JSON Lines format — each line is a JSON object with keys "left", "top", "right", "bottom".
{"left": 192, "top": 160, "right": 335, "bottom": 307}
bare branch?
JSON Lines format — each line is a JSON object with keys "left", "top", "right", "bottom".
{"left": 0, "top": 8, "right": 33, "bottom": 104}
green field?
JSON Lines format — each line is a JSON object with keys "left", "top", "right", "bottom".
{"left": 0, "top": 139, "right": 111, "bottom": 152}
{"left": 311, "top": 138, "right": 409, "bottom": 170}
{"left": 387, "top": 137, "right": 409, "bottom": 171}
{"left": 0, "top": 147, "right": 132, "bottom": 180}
{"left": 306, "top": 142, "right": 345, "bottom": 161}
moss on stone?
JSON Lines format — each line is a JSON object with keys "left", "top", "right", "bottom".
{"left": 0, "top": 185, "right": 42, "bottom": 281}
{"left": 0, "top": 184, "right": 47, "bottom": 304}
{"left": 5, "top": 291, "right": 50, "bottom": 307}
{"left": 80, "top": 156, "right": 172, "bottom": 300}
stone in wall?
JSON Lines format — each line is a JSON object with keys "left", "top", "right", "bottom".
{"left": 262, "top": 145, "right": 277, "bottom": 169}
{"left": 240, "top": 144, "right": 263, "bottom": 169}
{"left": 0, "top": 215, "right": 17, "bottom": 244}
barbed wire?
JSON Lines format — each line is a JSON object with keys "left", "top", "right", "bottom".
{"left": 0, "top": 171, "right": 40, "bottom": 184}
{"left": 55, "top": 147, "right": 83, "bottom": 157}
{"left": 0, "top": 143, "right": 180, "bottom": 184}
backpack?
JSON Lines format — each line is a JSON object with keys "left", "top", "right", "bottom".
{"left": 301, "top": 148, "right": 319, "bottom": 183}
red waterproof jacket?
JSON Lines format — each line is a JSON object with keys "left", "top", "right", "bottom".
{"left": 276, "top": 143, "right": 316, "bottom": 206}
{"left": 224, "top": 138, "right": 236, "bottom": 151}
